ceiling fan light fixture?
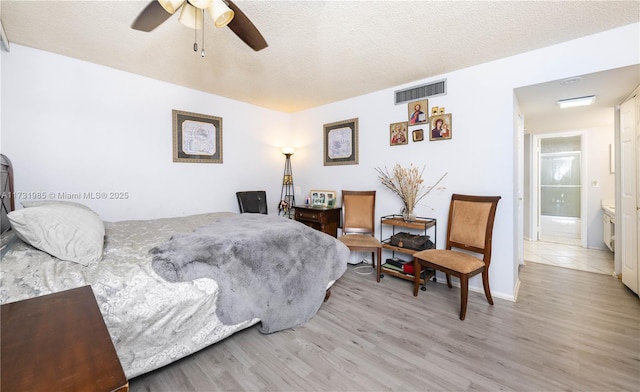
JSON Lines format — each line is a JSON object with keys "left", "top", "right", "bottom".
{"left": 179, "top": 3, "right": 204, "bottom": 30}
{"left": 158, "top": 0, "right": 185, "bottom": 14}
{"left": 190, "top": 0, "right": 213, "bottom": 9}
{"left": 208, "top": 0, "right": 234, "bottom": 28}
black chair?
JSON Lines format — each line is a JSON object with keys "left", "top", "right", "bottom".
{"left": 236, "top": 191, "right": 268, "bottom": 214}
{"left": 1, "top": 154, "right": 15, "bottom": 234}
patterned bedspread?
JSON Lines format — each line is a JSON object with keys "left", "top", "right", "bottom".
{"left": 0, "top": 212, "right": 258, "bottom": 379}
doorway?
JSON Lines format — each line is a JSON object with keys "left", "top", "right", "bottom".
{"left": 525, "top": 133, "right": 613, "bottom": 275}
{"left": 536, "top": 133, "right": 584, "bottom": 246}
{"left": 524, "top": 130, "right": 615, "bottom": 275}
{"left": 517, "top": 67, "right": 639, "bottom": 278}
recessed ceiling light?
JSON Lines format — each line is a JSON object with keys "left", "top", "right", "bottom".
{"left": 557, "top": 95, "right": 596, "bottom": 109}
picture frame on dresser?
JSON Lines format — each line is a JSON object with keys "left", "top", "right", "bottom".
{"left": 310, "top": 190, "right": 336, "bottom": 208}
{"left": 323, "top": 118, "right": 359, "bottom": 166}
{"left": 172, "top": 109, "right": 223, "bottom": 163}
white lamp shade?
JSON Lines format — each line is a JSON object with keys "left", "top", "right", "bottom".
{"left": 179, "top": 3, "right": 204, "bottom": 30}
{"left": 158, "top": 0, "right": 185, "bottom": 14}
{"left": 207, "top": 0, "right": 234, "bottom": 28}
{"left": 190, "top": 0, "right": 213, "bottom": 9}
{"left": 281, "top": 147, "right": 295, "bottom": 155}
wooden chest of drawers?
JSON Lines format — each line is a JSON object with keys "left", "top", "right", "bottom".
{"left": 294, "top": 206, "right": 341, "bottom": 237}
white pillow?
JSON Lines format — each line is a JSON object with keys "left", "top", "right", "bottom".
{"left": 21, "top": 200, "right": 95, "bottom": 212}
{"left": 7, "top": 204, "right": 105, "bottom": 265}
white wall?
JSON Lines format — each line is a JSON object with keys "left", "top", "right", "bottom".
{"left": 584, "top": 124, "right": 616, "bottom": 250}
{"left": 2, "top": 23, "right": 638, "bottom": 301}
{"left": 1, "top": 45, "right": 291, "bottom": 221}
{"left": 291, "top": 23, "right": 639, "bottom": 300}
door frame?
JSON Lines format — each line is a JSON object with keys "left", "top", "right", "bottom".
{"left": 531, "top": 131, "right": 588, "bottom": 248}
{"left": 516, "top": 112, "right": 525, "bottom": 265}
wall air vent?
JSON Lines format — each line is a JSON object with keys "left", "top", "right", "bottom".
{"left": 394, "top": 79, "right": 447, "bottom": 105}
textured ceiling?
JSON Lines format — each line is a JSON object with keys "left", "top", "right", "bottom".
{"left": 1, "top": 1, "right": 639, "bottom": 113}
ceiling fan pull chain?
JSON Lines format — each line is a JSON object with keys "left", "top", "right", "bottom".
{"left": 193, "top": 8, "right": 198, "bottom": 52}
{"left": 201, "top": 8, "right": 205, "bottom": 57}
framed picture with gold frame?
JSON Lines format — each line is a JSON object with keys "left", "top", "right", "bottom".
{"left": 323, "top": 118, "right": 359, "bottom": 166}
{"left": 172, "top": 109, "right": 223, "bottom": 163}
{"left": 408, "top": 99, "right": 428, "bottom": 125}
{"left": 429, "top": 113, "right": 452, "bottom": 141}
{"left": 412, "top": 129, "right": 424, "bottom": 142}
{"left": 390, "top": 121, "right": 408, "bottom": 146}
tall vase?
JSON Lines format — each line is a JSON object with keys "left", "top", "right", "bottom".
{"left": 402, "top": 206, "right": 416, "bottom": 222}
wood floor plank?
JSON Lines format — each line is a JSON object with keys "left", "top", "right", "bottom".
{"left": 130, "top": 262, "right": 640, "bottom": 391}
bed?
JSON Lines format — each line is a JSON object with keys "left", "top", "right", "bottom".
{"left": 0, "top": 154, "right": 349, "bottom": 379}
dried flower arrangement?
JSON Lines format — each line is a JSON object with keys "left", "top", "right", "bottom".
{"left": 375, "top": 163, "right": 447, "bottom": 221}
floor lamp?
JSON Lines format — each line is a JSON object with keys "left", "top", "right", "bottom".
{"left": 279, "top": 148, "right": 295, "bottom": 218}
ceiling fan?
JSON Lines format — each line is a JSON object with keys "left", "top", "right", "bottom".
{"left": 132, "top": 0, "right": 268, "bottom": 52}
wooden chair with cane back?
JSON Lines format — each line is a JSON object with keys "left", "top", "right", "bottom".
{"left": 412, "top": 194, "right": 501, "bottom": 320}
{"left": 338, "top": 190, "right": 383, "bottom": 282}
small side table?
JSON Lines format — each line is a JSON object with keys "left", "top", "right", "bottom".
{"left": 1, "top": 286, "right": 128, "bottom": 392}
{"left": 294, "top": 206, "right": 341, "bottom": 237}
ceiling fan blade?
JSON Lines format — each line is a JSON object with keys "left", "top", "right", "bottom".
{"left": 225, "top": 0, "right": 268, "bottom": 51}
{"left": 131, "top": 1, "right": 173, "bottom": 32}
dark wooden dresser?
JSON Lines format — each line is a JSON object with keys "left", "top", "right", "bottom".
{"left": 295, "top": 206, "right": 342, "bottom": 237}
{"left": 1, "top": 285, "right": 129, "bottom": 392}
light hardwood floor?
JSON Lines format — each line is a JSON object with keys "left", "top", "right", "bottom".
{"left": 130, "top": 262, "right": 639, "bottom": 391}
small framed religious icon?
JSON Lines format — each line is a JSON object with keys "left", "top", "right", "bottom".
{"left": 407, "top": 99, "right": 428, "bottom": 125}
{"left": 390, "top": 122, "right": 409, "bottom": 146}
{"left": 412, "top": 129, "right": 424, "bottom": 142}
{"left": 429, "top": 113, "right": 452, "bottom": 141}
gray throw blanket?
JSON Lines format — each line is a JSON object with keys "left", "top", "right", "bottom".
{"left": 150, "top": 214, "right": 349, "bottom": 333}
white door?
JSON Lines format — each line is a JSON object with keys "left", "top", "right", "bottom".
{"left": 620, "top": 94, "right": 638, "bottom": 295}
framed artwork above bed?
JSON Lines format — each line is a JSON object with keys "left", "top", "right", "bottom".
{"left": 172, "top": 110, "right": 223, "bottom": 163}
{"left": 323, "top": 118, "right": 359, "bottom": 166}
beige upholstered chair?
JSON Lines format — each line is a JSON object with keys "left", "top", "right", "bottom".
{"left": 338, "top": 190, "right": 383, "bottom": 282}
{"left": 413, "top": 194, "right": 501, "bottom": 320}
